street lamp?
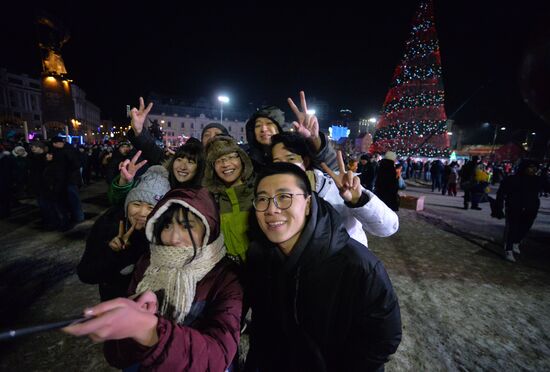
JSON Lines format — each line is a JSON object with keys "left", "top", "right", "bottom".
{"left": 218, "top": 95, "right": 229, "bottom": 124}
{"left": 489, "top": 123, "right": 506, "bottom": 158}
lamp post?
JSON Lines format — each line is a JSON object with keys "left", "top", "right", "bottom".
{"left": 218, "top": 95, "right": 229, "bottom": 124}
{"left": 488, "top": 123, "right": 506, "bottom": 158}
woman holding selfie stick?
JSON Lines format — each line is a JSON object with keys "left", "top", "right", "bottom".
{"left": 65, "top": 188, "right": 243, "bottom": 371}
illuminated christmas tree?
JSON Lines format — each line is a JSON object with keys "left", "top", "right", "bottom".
{"left": 372, "top": 0, "right": 450, "bottom": 157}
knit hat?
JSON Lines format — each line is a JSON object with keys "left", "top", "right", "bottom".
{"left": 200, "top": 123, "right": 229, "bottom": 141}
{"left": 384, "top": 151, "right": 397, "bottom": 161}
{"left": 203, "top": 135, "right": 253, "bottom": 193}
{"left": 31, "top": 141, "right": 47, "bottom": 150}
{"left": 12, "top": 146, "right": 28, "bottom": 158}
{"left": 124, "top": 165, "right": 171, "bottom": 215}
{"left": 245, "top": 106, "right": 285, "bottom": 143}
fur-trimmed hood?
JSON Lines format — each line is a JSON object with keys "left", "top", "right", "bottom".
{"left": 203, "top": 136, "right": 254, "bottom": 193}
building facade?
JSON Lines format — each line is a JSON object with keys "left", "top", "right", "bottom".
{"left": 0, "top": 68, "right": 43, "bottom": 132}
{"left": 0, "top": 68, "right": 101, "bottom": 142}
{"left": 147, "top": 95, "right": 251, "bottom": 146}
{"left": 71, "top": 84, "right": 101, "bottom": 138}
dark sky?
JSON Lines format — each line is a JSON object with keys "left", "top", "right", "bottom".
{"left": 3, "top": 0, "right": 550, "bottom": 144}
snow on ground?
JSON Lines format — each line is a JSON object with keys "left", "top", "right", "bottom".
{"left": 1, "top": 181, "right": 549, "bottom": 371}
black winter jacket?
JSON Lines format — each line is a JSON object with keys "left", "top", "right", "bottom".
{"left": 77, "top": 206, "right": 149, "bottom": 301}
{"left": 245, "top": 193, "right": 402, "bottom": 372}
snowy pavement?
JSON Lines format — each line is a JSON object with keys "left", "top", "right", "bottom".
{"left": 401, "top": 180, "right": 550, "bottom": 270}
{"left": 0, "top": 180, "right": 549, "bottom": 371}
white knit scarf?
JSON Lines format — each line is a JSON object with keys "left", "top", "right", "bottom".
{"left": 136, "top": 233, "right": 226, "bottom": 324}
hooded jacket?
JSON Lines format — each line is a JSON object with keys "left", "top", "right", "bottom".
{"left": 104, "top": 188, "right": 243, "bottom": 371}
{"left": 204, "top": 136, "right": 255, "bottom": 263}
{"left": 245, "top": 106, "right": 338, "bottom": 172}
{"left": 245, "top": 193, "right": 402, "bottom": 372}
{"left": 77, "top": 205, "right": 149, "bottom": 301}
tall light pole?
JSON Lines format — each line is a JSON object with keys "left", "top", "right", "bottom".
{"left": 218, "top": 95, "right": 229, "bottom": 124}
{"left": 489, "top": 124, "right": 506, "bottom": 158}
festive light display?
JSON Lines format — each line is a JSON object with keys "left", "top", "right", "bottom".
{"left": 372, "top": 0, "right": 450, "bottom": 157}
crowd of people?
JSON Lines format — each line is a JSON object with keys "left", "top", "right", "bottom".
{"left": 346, "top": 151, "right": 550, "bottom": 263}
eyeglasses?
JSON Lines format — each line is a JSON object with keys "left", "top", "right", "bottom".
{"left": 253, "top": 193, "right": 308, "bottom": 212}
{"left": 214, "top": 153, "right": 240, "bottom": 166}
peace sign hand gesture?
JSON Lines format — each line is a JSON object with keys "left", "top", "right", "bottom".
{"left": 130, "top": 97, "right": 153, "bottom": 136}
{"left": 118, "top": 150, "right": 147, "bottom": 186}
{"left": 287, "top": 91, "right": 322, "bottom": 151}
{"left": 321, "top": 150, "right": 362, "bottom": 205}
{"left": 109, "top": 220, "right": 136, "bottom": 252}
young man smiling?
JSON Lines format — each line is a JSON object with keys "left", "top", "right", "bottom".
{"left": 245, "top": 162, "right": 402, "bottom": 372}
{"left": 244, "top": 91, "right": 337, "bottom": 172}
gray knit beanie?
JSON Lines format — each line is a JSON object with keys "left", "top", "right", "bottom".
{"left": 124, "top": 165, "right": 171, "bottom": 215}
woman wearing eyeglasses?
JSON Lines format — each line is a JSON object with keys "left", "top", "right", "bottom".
{"left": 203, "top": 136, "right": 255, "bottom": 265}
{"left": 245, "top": 162, "right": 402, "bottom": 372}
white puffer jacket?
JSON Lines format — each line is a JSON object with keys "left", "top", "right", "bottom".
{"left": 312, "top": 169, "right": 399, "bottom": 247}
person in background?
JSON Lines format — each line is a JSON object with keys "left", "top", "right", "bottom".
{"left": 50, "top": 136, "right": 85, "bottom": 225}
{"left": 348, "top": 158, "right": 359, "bottom": 173}
{"left": 104, "top": 141, "right": 133, "bottom": 184}
{"left": 0, "top": 144, "right": 16, "bottom": 218}
{"left": 494, "top": 159, "right": 550, "bottom": 262}
{"left": 245, "top": 163, "right": 402, "bottom": 371}
{"left": 359, "top": 153, "right": 378, "bottom": 191}
{"left": 446, "top": 162, "right": 459, "bottom": 197}
{"left": 460, "top": 156, "right": 481, "bottom": 210}
{"left": 375, "top": 151, "right": 400, "bottom": 211}
{"left": 28, "top": 141, "right": 50, "bottom": 227}
{"left": 11, "top": 145, "right": 29, "bottom": 200}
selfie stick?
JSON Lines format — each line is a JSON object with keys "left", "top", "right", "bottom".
{"left": 0, "top": 316, "right": 88, "bottom": 341}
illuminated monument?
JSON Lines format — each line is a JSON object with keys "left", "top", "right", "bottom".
{"left": 36, "top": 13, "right": 76, "bottom": 137}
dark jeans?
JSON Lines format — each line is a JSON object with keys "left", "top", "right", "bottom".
{"left": 503, "top": 207, "right": 539, "bottom": 251}
{"left": 67, "top": 184, "right": 84, "bottom": 223}
{"left": 431, "top": 174, "right": 441, "bottom": 191}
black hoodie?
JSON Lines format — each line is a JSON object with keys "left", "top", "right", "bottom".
{"left": 245, "top": 193, "right": 402, "bottom": 372}
{"left": 245, "top": 106, "right": 338, "bottom": 172}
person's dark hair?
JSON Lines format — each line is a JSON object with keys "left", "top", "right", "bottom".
{"left": 254, "top": 162, "right": 312, "bottom": 196}
{"left": 152, "top": 203, "right": 199, "bottom": 261}
{"left": 360, "top": 153, "right": 371, "bottom": 161}
{"left": 516, "top": 158, "right": 538, "bottom": 176}
{"left": 200, "top": 123, "right": 229, "bottom": 141}
{"left": 270, "top": 132, "right": 315, "bottom": 169}
{"left": 167, "top": 139, "right": 205, "bottom": 189}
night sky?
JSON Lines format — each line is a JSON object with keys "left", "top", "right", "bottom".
{"left": 3, "top": 0, "right": 550, "bottom": 144}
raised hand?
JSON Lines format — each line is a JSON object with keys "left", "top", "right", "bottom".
{"left": 287, "top": 91, "right": 322, "bottom": 151}
{"left": 130, "top": 97, "right": 153, "bottom": 135}
{"left": 118, "top": 150, "right": 147, "bottom": 186}
{"left": 165, "top": 147, "right": 175, "bottom": 157}
{"left": 321, "top": 150, "right": 362, "bottom": 205}
{"left": 108, "top": 220, "right": 136, "bottom": 251}
{"left": 62, "top": 292, "right": 159, "bottom": 346}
